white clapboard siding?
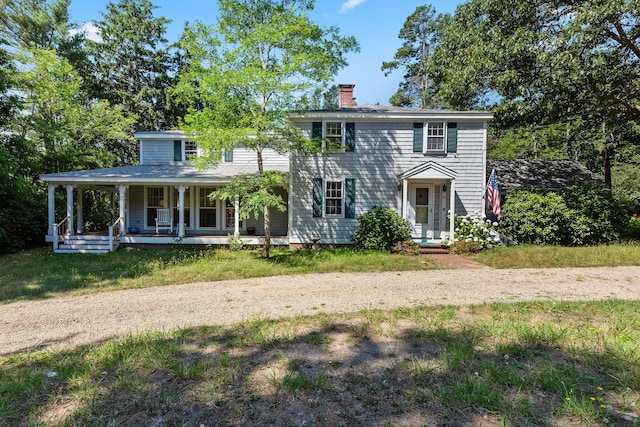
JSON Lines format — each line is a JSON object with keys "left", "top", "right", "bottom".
{"left": 288, "top": 120, "right": 487, "bottom": 244}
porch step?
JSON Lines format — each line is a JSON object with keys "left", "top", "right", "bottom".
{"left": 55, "top": 235, "right": 119, "bottom": 254}
{"left": 418, "top": 243, "right": 450, "bottom": 254}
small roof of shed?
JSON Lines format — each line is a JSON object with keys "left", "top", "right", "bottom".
{"left": 487, "top": 159, "right": 602, "bottom": 190}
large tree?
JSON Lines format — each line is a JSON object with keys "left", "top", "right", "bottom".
{"left": 88, "top": 0, "right": 181, "bottom": 132}
{"left": 381, "top": 4, "right": 449, "bottom": 108}
{"left": 177, "top": 0, "right": 358, "bottom": 258}
{"left": 427, "top": 0, "right": 640, "bottom": 188}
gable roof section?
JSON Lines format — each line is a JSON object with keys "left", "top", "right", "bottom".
{"left": 398, "top": 161, "right": 457, "bottom": 180}
{"left": 40, "top": 163, "right": 289, "bottom": 185}
{"left": 487, "top": 159, "right": 601, "bottom": 190}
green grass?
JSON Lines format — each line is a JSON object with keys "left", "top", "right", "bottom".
{"left": 0, "top": 247, "right": 436, "bottom": 304}
{"left": 474, "top": 243, "right": 640, "bottom": 268}
{"left": 2, "top": 301, "right": 639, "bottom": 425}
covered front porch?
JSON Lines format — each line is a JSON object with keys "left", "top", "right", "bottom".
{"left": 398, "top": 161, "right": 457, "bottom": 243}
{"left": 40, "top": 164, "right": 289, "bottom": 253}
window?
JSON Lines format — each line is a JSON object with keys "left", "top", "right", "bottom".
{"left": 312, "top": 177, "right": 356, "bottom": 219}
{"left": 147, "top": 187, "right": 165, "bottom": 227}
{"left": 199, "top": 187, "right": 217, "bottom": 228}
{"left": 426, "top": 122, "right": 445, "bottom": 152}
{"left": 325, "top": 122, "right": 343, "bottom": 146}
{"left": 185, "top": 141, "right": 198, "bottom": 160}
{"left": 415, "top": 187, "right": 429, "bottom": 224}
{"left": 225, "top": 199, "right": 242, "bottom": 228}
{"left": 325, "top": 181, "right": 343, "bottom": 216}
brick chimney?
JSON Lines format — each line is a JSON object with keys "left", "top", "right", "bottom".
{"left": 338, "top": 84, "right": 357, "bottom": 108}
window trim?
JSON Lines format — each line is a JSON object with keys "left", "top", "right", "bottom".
{"left": 323, "top": 120, "right": 346, "bottom": 152}
{"left": 324, "top": 180, "right": 345, "bottom": 217}
{"left": 197, "top": 186, "right": 219, "bottom": 230}
{"left": 424, "top": 121, "right": 447, "bottom": 154}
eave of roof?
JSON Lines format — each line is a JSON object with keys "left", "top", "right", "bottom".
{"left": 289, "top": 105, "right": 493, "bottom": 121}
{"left": 40, "top": 163, "right": 289, "bottom": 184}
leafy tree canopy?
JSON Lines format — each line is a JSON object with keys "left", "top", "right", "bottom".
{"left": 177, "top": 0, "right": 359, "bottom": 257}
{"left": 381, "top": 4, "right": 450, "bottom": 108}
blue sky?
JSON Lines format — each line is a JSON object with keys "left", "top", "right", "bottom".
{"left": 70, "top": 0, "right": 462, "bottom": 105}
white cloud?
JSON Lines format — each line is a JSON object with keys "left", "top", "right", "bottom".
{"left": 70, "top": 23, "right": 101, "bottom": 42}
{"left": 340, "top": 0, "right": 367, "bottom": 14}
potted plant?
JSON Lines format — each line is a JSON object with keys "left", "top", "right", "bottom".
{"left": 247, "top": 226, "right": 256, "bottom": 235}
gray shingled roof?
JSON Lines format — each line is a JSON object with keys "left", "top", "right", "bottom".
{"left": 41, "top": 163, "right": 289, "bottom": 183}
{"left": 487, "top": 159, "right": 602, "bottom": 190}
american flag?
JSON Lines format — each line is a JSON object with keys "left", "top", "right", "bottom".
{"left": 487, "top": 169, "right": 502, "bottom": 220}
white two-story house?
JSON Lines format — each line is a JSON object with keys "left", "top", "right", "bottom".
{"left": 41, "top": 84, "right": 491, "bottom": 253}
{"left": 288, "top": 85, "right": 492, "bottom": 246}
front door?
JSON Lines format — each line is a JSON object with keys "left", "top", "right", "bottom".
{"left": 410, "top": 184, "right": 434, "bottom": 240}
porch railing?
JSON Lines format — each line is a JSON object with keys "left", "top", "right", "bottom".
{"left": 52, "top": 215, "right": 70, "bottom": 251}
{"left": 108, "top": 216, "right": 124, "bottom": 252}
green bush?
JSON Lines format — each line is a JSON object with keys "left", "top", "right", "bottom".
{"left": 500, "top": 190, "right": 573, "bottom": 245}
{"left": 450, "top": 240, "right": 483, "bottom": 254}
{"left": 352, "top": 206, "right": 412, "bottom": 251}
{"left": 560, "top": 182, "right": 629, "bottom": 245}
{"left": 500, "top": 183, "right": 629, "bottom": 246}
{"left": 452, "top": 214, "right": 498, "bottom": 249}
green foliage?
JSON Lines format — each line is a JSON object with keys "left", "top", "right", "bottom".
{"left": 452, "top": 214, "right": 498, "bottom": 249}
{"left": 177, "top": 0, "right": 358, "bottom": 258}
{"left": 352, "top": 207, "right": 412, "bottom": 252}
{"left": 627, "top": 216, "right": 640, "bottom": 239}
{"left": 214, "top": 171, "right": 288, "bottom": 222}
{"left": 88, "top": 0, "right": 179, "bottom": 131}
{"left": 500, "top": 190, "right": 574, "bottom": 245}
{"left": 381, "top": 4, "right": 450, "bottom": 108}
{"left": 501, "top": 184, "right": 629, "bottom": 246}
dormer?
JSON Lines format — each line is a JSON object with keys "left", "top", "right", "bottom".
{"left": 135, "top": 131, "right": 198, "bottom": 165}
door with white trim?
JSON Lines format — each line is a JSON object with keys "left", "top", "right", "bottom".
{"left": 409, "top": 183, "right": 434, "bottom": 240}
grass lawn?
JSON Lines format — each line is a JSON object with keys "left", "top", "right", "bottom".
{"left": 1, "top": 300, "right": 639, "bottom": 425}
{"left": 474, "top": 243, "right": 640, "bottom": 269}
{"left": 0, "top": 247, "right": 438, "bottom": 304}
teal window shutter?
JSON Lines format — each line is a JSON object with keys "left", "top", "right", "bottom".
{"left": 312, "top": 122, "right": 322, "bottom": 147}
{"left": 413, "top": 123, "right": 423, "bottom": 152}
{"left": 345, "top": 178, "right": 356, "bottom": 219}
{"left": 312, "top": 177, "right": 323, "bottom": 218}
{"left": 345, "top": 122, "right": 355, "bottom": 151}
{"left": 447, "top": 122, "right": 458, "bottom": 153}
{"left": 224, "top": 149, "right": 233, "bottom": 162}
{"left": 174, "top": 140, "right": 182, "bottom": 161}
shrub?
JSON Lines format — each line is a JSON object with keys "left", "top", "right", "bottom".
{"left": 500, "top": 190, "right": 572, "bottom": 245}
{"left": 559, "top": 182, "right": 629, "bottom": 245}
{"left": 500, "top": 183, "right": 629, "bottom": 246}
{"left": 452, "top": 214, "right": 498, "bottom": 249}
{"left": 627, "top": 216, "right": 640, "bottom": 239}
{"left": 352, "top": 206, "right": 412, "bottom": 251}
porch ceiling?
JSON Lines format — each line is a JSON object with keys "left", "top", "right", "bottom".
{"left": 40, "top": 163, "right": 289, "bottom": 185}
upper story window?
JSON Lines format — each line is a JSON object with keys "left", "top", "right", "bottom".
{"left": 426, "top": 122, "right": 445, "bottom": 152}
{"left": 174, "top": 140, "right": 198, "bottom": 161}
{"left": 413, "top": 121, "right": 457, "bottom": 155}
{"left": 311, "top": 121, "right": 356, "bottom": 152}
{"left": 324, "top": 121, "right": 344, "bottom": 146}
{"left": 185, "top": 141, "right": 198, "bottom": 160}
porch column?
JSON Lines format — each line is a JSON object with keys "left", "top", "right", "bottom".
{"left": 177, "top": 185, "right": 186, "bottom": 238}
{"left": 118, "top": 185, "right": 127, "bottom": 236}
{"left": 449, "top": 179, "right": 456, "bottom": 242}
{"left": 234, "top": 194, "right": 240, "bottom": 237}
{"left": 65, "top": 184, "right": 74, "bottom": 236}
{"left": 402, "top": 179, "right": 408, "bottom": 219}
{"left": 47, "top": 184, "right": 56, "bottom": 235}
{"left": 76, "top": 186, "right": 83, "bottom": 234}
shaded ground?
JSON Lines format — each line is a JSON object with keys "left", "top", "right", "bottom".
{"left": 2, "top": 266, "right": 639, "bottom": 356}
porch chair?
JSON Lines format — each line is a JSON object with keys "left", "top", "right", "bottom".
{"left": 155, "top": 208, "right": 173, "bottom": 234}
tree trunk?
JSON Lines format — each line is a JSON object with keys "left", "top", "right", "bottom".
{"left": 256, "top": 144, "right": 271, "bottom": 258}
{"left": 603, "top": 146, "right": 612, "bottom": 190}
{"left": 262, "top": 205, "right": 271, "bottom": 258}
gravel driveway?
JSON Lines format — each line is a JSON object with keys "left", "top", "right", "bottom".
{"left": 2, "top": 266, "right": 639, "bottom": 356}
